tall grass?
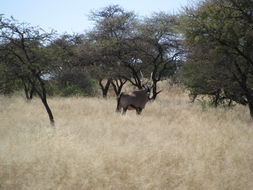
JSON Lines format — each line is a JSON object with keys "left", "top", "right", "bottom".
{"left": 1, "top": 84, "right": 253, "bottom": 190}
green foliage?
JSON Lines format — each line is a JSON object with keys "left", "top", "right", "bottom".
{"left": 0, "top": 63, "right": 21, "bottom": 94}
{"left": 82, "top": 6, "right": 182, "bottom": 98}
{"left": 59, "top": 84, "right": 86, "bottom": 97}
{"left": 53, "top": 70, "right": 98, "bottom": 97}
{"left": 196, "top": 98, "right": 214, "bottom": 111}
{"left": 180, "top": 0, "right": 253, "bottom": 113}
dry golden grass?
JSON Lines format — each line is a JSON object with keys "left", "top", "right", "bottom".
{"left": 1, "top": 83, "right": 253, "bottom": 190}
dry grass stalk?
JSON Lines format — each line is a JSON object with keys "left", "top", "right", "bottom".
{"left": 0, "top": 83, "right": 253, "bottom": 190}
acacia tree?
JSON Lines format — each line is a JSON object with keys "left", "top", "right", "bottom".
{"left": 181, "top": 0, "right": 253, "bottom": 117}
{"left": 0, "top": 16, "right": 56, "bottom": 125}
{"left": 80, "top": 6, "right": 183, "bottom": 99}
{"left": 78, "top": 5, "right": 138, "bottom": 97}
{"left": 77, "top": 38, "right": 128, "bottom": 97}
{"left": 180, "top": 42, "right": 245, "bottom": 106}
{"left": 134, "top": 13, "right": 183, "bottom": 100}
{"left": 47, "top": 34, "right": 96, "bottom": 97}
{"left": 76, "top": 36, "right": 112, "bottom": 97}
{"left": 48, "top": 34, "right": 84, "bottom": 73}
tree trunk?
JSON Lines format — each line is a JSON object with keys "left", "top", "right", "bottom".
{"left": 238, "top": 75, "right": 253, "bottom": 119}
{"left": 99, "top": 78, "right": 111, "bottom": 98}
{"left": 245, "top": 92, "right": 253, "bottom": 119}
{"left": 213, "top": 89, "right": 221, "bottom": 107}
{"left": 29, "top": 86, "right": 35, "bottom": 99}
{"left": 248, "top": 102, "right": 253, "bottom": 119}
{"left": 31, "top": 75, "right": 55, "bottom": 126}
{"left": 230, "top": 60, "right": 253, "bottom": 118}
{"left": 124, "top": 65, "right": 143, "bottom": 89}
{"left": 23, "top": 81, "right": 31, "bottom": 100}
{"left": 151, "top": 85, "right": 158, "bottom": 100}
{"left": 22, "top": 79, "right": 35, "bottom": 101}
{"left": 150, "top": 80, "right": 162, "bottom": 101}
{"left": 24, "top": 88, "right": 30, "bottom": 100}
{"left": 111, "top": 78, "right": 127, "bottom": 96}
{"left": 41, "top": 97, "right": 55, "bottom": 126}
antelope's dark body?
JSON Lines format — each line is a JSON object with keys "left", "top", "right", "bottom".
{"left": 116, "top": 89, "right": 150, "bottom": 115}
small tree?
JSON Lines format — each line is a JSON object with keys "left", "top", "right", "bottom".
{"left": 134, "top": 13, "right": 183, "bottom": 100}
{"left": 0, "top": 16, "right": 56, "bottom": 125}
{"left": 78, "top": 5, "right": 137, "bottom": 97}
{"left": 76, "top": 37, "right": 113, "bottom": 97}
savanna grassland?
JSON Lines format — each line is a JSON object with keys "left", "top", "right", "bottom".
{"left": 1, "top": 83, "right": 253, "bottom": 190}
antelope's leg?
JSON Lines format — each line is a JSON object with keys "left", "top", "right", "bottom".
{"left": 122, "top": 107, "right": 127, "bottom": 115}
{"left": 116, "top": 106, "right": 122, "bottom": 113}
{"left": 136, "top": 108, "right": 142, "bottom": 115}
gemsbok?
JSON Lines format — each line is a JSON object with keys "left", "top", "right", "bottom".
{"left": 116, "top": 86, "right": 151, "bottom": 115}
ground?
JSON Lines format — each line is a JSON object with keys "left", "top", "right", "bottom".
{"left": 0, "top": 84, "right": 253, "bottom": 190}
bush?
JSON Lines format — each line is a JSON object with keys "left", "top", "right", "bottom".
{"left": 49, "top": 70, "right": 98, "bottom": 97}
